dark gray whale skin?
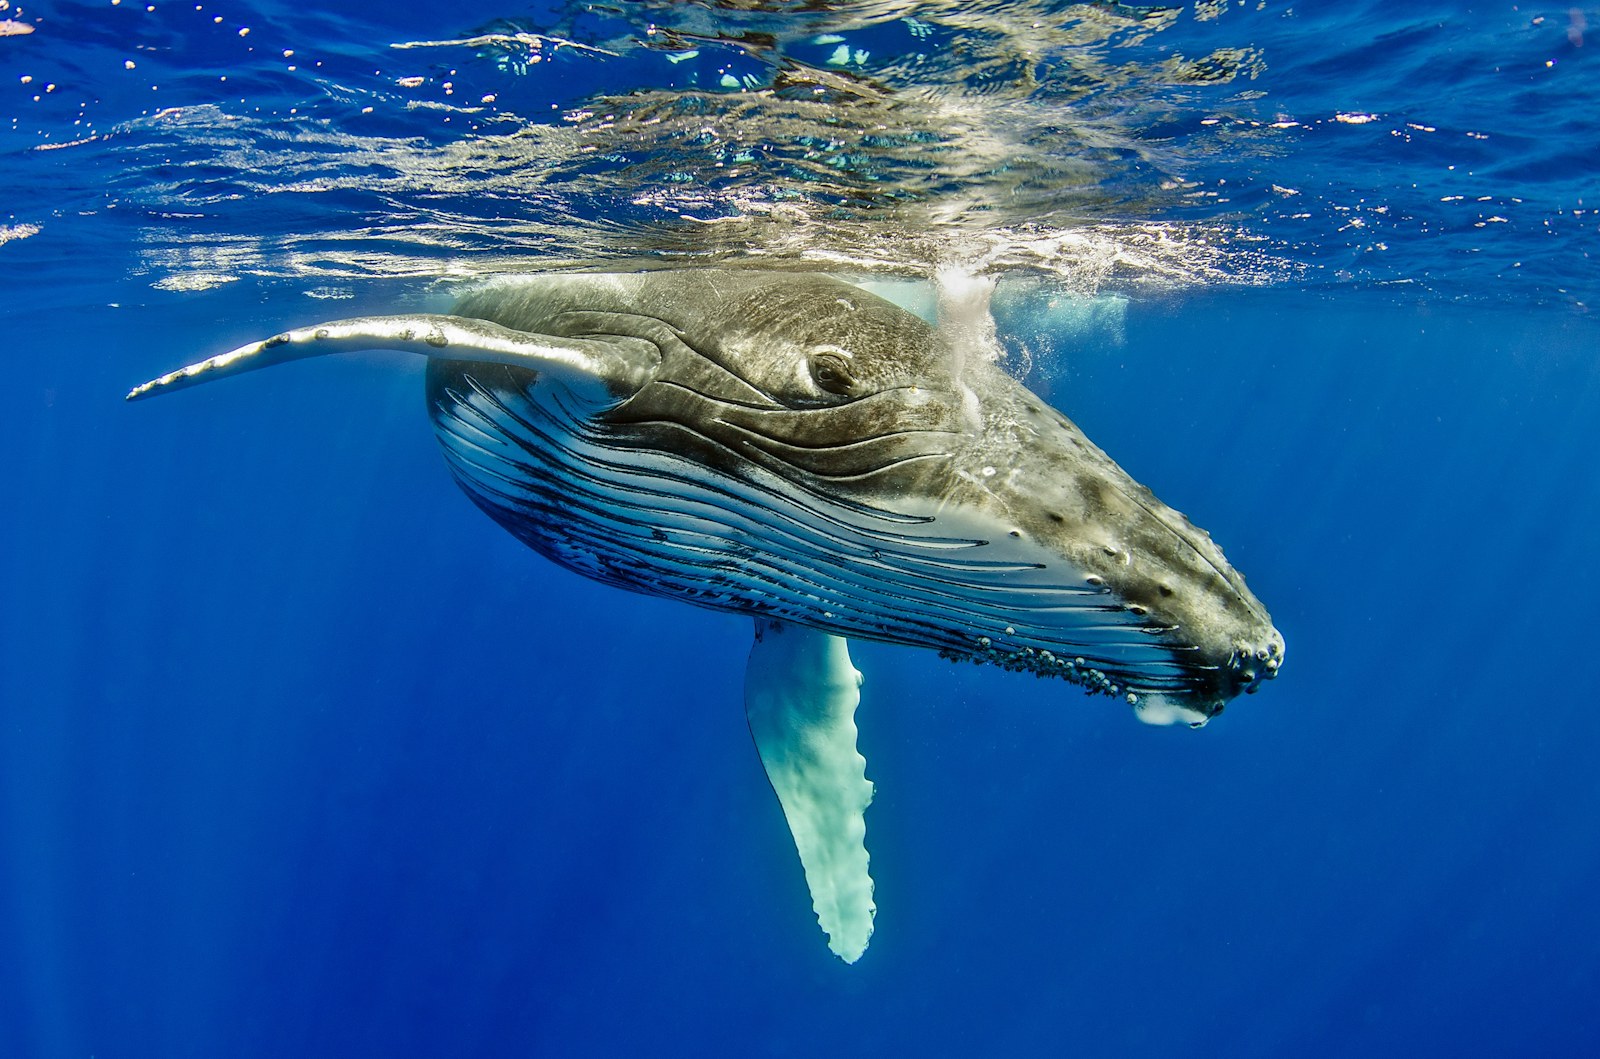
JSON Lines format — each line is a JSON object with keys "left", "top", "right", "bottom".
{"left": 423, "top": 271, "right": 1282, "bottom": 723}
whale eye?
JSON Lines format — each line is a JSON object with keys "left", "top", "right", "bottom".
{"left": 808, "top": 351, "right": 858, "bottom": 397}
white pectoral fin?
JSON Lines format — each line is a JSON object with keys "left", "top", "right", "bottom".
{"left": 744, "top": 617, "right": 875, "bottom": 963}
{"left": 126, "top": 314, "right": 658, "bottom": 403}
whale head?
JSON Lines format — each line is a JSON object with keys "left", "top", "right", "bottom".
{"left": 426, "top": 271, "right": 1283, "bottom": 725}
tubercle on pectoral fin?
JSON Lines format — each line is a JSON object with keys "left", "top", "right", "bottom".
{"left": 125, "top": 313, "right": 658, "bottom": 403}
{"left": 743, "top": 617, "right": 875, "bottom": 963}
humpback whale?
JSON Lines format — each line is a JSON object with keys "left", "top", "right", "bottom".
{"left": 129, "top": 270, "right": 1283, "bottom": 963}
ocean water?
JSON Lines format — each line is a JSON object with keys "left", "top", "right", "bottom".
{"left": 3, "top": 1, "right": 1598, "bottom": 1056}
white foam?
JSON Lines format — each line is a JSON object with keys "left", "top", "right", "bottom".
{"left": 932, "top": 267, "right": 1004, "bottom": 365}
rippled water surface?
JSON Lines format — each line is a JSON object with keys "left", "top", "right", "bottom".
{"left": 5, "top": 0, "right": 1595, "bottom": 302}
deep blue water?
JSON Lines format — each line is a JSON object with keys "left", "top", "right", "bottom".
{"left": 5, "top": 2, "right": 1600, "bottom": 1057}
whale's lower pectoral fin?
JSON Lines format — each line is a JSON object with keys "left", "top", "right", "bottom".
{"left": 125, "top": 314, "right": 659, "bottom": 404}
{"left": 744, "top": 618, "right": 875, "bottom": 963}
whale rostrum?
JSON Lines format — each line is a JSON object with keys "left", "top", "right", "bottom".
{"left": 129, "top": 270, "right": 1283, "bottom": 962}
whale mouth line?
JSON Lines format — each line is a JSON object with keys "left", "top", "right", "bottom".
{"left": 431, "top": 367, "right": 1235, "bottom": 699}
{"left": 630, "top": 379, "right": 966, "bottom": 484}
{"left": 457, "top": 365, "right": 1257, "bottom": 711}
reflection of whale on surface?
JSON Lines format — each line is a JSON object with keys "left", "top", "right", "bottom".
{"left": 129, "top": 270, "right": 1284, "bottom": 963}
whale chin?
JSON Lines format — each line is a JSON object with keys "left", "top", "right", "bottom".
{"left": 1132, "top": 693, "right": 1218, "bottom": 728}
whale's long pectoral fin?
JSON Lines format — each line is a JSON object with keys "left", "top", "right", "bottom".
{"left": 125, "top": 314, "right": 659, "bottom": 404}
{"left": 744, "top": 617, "right": 875, "bottom": 963}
